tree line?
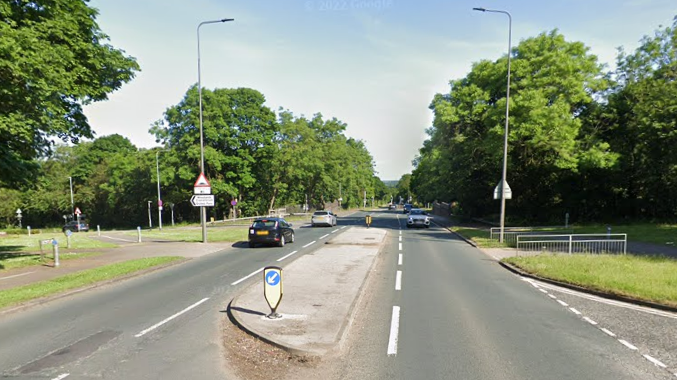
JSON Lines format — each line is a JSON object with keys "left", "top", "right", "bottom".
{"left": 410, "top": 17, "right": 677, "bottom": 224}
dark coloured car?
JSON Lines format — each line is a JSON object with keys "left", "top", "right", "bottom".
{"left": 62, "top": 220, "right": 89, "bottom": 233}
{"left": 248, "top": 217, "right": 295, "bottom": 248}
{"left": 403, "top": 203, "right": 413, "bottom": 214}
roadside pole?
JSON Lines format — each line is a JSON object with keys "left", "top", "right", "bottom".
{"left": 52, "top": 238, "right": 59, "bottom": 267}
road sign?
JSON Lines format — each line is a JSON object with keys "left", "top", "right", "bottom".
{"left": 263, "top": 266, "right": 283, "bottom": 318}
{"left": 230, "top": 199, "right": 237, "bottom": 206}
{"left": 74, "top": 207, "right": 82, "bottom": 215}
{"left": 193, "top": 172, "right": 211, "bottom": 195}
{"left": 190, "top": 195, "right": 215, "bottom": 207}
{"left": 493, "top": 180, "right": 512, "bottom": 200}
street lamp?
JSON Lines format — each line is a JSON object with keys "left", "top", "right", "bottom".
{"left": 68, "top": 176, "right": 74, "bottom": 220}
{"left": 197, "top": 17, "right": 234, "bottom": 243}
{"left": 473, "top": 7, "right": 512, "bottom": 243}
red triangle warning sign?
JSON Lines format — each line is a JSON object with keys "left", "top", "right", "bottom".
{"left": 194, "top": 172, "right": 211, "bottom": 187}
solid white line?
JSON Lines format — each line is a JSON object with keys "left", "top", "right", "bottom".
{"left": 569, "top": 307, "right": 582, "bottom": 315}
{"left": 0, "top": 271, "right": 35, "bottom": 281}
{"left": 331, "top": 229, "right": 339, "bottom": 233}
{"left": 548, "top": 294, "right": 557, "bottom": 299}
{"left": 231, "top": 267, "right": 264, "bottom": 285}
{"left": 619, "top": 339, "right": 638, "bottom": 350}
{"left": 319, "top": 234, "right": 329, "bottom": 240}
{"left": 557, "top": 300, "right": 569, "bottom": 307}
{"left": 52, "top": 374, "right": 70, "bottom": 380}
{"left": 398, "top": 243, "right": 402, "bottom": 251}
{"left": 395, "top": 271, "right": 402, "bottom": 290}
{"left": 643, "top": 355, "right": 667, "bottom": 368}
{"left": 398, "top": 254, "right": 403, "bottom": 266}
{"left": 277, "top": 250, "right": 298, "bottom": 262}
{"left": 583, "top": 317, "right": 598, "bottom": 325}
{"left": 600, "top": 328, "right": 616, "bottom": 337}
{"left": 135, "top": 298, "right": 210, "bottom": 338}
{"left": 302, "top": 241, "right": 316, "bottom": 248}
{"left": 387, "top": 306, "right": 401, "bottom": 356}
{"left": 398, "top": 236, "right": 402, "bottom": 242}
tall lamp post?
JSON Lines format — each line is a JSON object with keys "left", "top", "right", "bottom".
{"left": 473, "top": 7, "right": 512, "bottom": 243}
{"left": 68, "top": 176, "right": 74, "bottom": 220}
{"left": 198, "top": 17, "right": 234, "bottom": 243}
{"left": 155, "top": 150, "right": 170, "bottom": 231}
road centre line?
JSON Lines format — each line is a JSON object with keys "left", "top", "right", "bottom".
{"left": 557, "top": 300, "right": 569, "bottom": 307}
{"left": 331, "top": 229, "right": 339, "bottom": 233}
{"left": 643, "top": 355, "right": 667, "bottom": 368}
{"left": 320, "top": 234, "right": 329, "bottom": 239}
{"left": 548, "top": 294, "right": 557, "bottom": 299}
{"left": 395, "top": 271, "right": 402, "bottom": 290}
{"left": 569, "top": 307, "right": 582, "bottom": 315}
{"left": 398, "top": 254, "right": 402, "bottom": 266}
{"left": 539, "top": 289, "right": 548, "bottom": 294}
{"left": 387, "top": 306, "right": 401, "bottom": 356}
{"left": 277, "top": 250, "right": 298, "bottom": 262}
{"left": 231, "top": 267, "right": 265, "bottom": 286}
{"left": 600, "top": 328, "right": 616, "bottom": 337}
{"left": 619, "top": 339, "right": 638, "bottom": 350}
{"left": 135, "top": 298, "right": 210, "bottom": 338}
{"left": 583, "top": 317, "right": 598, "bottom": 325}
{"left": 302, "top": 241, "right": 316, "bottom": 248}
{"left": 340, "top": 226, "right": 347, "bottom": 230}
{"left": 398, "top": 243, "right": 402, "bottom": 251}
{"left": 0, "top": 271, "right": 35, "bottom": 281}
{"left": 398, "top": 236, "right": 402, "bottom": 242}
{"left": 51, "top": 374, "right": 70, "bottom": 380}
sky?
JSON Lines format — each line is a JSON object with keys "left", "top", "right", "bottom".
{"left": 83, "top": 0, "right": 676, "bottom": 181}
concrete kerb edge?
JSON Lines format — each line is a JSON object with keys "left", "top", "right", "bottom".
{"left": 431, "top": 220, "right": 478, "bottom": 248}
{"left": 498, "top": 260, "right": 677, "bottom": 314}
{"left": 0, "top": 257, "right": 189, "bottom": 317}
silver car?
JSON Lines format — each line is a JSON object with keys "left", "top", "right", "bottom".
{"left": 311, "top": 210, "right": 337, "bottom": 227}
{"left": 407, "top": 209, "right": 431, "bottom": 228}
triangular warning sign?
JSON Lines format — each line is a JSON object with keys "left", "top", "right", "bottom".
{"left": 194, "top": 172, "right": 211, "bottom": 187}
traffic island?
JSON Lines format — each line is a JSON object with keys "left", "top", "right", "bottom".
{"left": 228, "top": 227, "right": 387, "bottom": 356}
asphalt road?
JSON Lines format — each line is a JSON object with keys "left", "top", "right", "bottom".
{"left": 323, "top": 210, "right": 674, "bottom": 380}
{"left": 0, "top": 214, "right": 365, "bottom": 380}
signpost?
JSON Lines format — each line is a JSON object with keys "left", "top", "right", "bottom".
{"left": 263, "top": 266, "right": 283, "bottom": 319}
{"left": 190, "top": 195, "right": 215, "bottom": 207}
{"left": 493, "top": 180, "right": 512, "bottom": 200}
{"left": 74, "top": 207, "right": 82, "bottom": 231}
{"left": 193, "top": 173, "right": 212, "bottom": 243}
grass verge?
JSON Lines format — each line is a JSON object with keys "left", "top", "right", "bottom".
{"left": 504, "top": 254, "right": 677, "bottom": 307}
{"left": 0, "top": 252, "right": 101, "bottom": 271}
{"left": 127, "top": 227, "right": 248, "bottom": 242}
{"left": 0, "top": 233, "right": 117, "bottom": 253}
{"left": 572, "top": 223, "right": 677, "bottom": 245}
{"left": 450, "top": 227, "right": 509, "bottom": 248}
{"left": 0, "top": 256, "right": 182, "bottom": 310}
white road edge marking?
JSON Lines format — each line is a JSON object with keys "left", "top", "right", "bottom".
{"left": 557, "top": 300, "right": 569, "bottom": 307}
{"left": 569, "top": 307, "right": 582, "bottom": 315}
{"left": 539, "top": 289, "right": 548, "bottom": 294}
{"left": 618, "top": 339, "right": 638, "bottom": 350}
{"left": 387, "top": 306, "right": 401, "bottom": 356}
{"left": 548, "top": 294, "right": 557, "bottom": 299}
{"left": 100, "top": 235, "right": 136, "bottom": 242}
{"left": 583, "top": 317, "right": 597, "bottom": 325}
{"left": 319, "top": 234, "right": 329, "bottom": 240}
{"left": 600, "top": 328, "right": 616, "bottom": 337}
{"left": 340, "top": 226, "right": 347, "bottom": 230}
{"left": 52, "top": 374, "right": 70, "bottom": 380}
{"left": 398, "top": 254, "right": 403, "bottom": 266}
{"left": 331, "top": 229, "right": 339, "bottom": 233}
{"left": 398, "top": 243, "right": 402, "bottom": 251}
{"left": 0, "top": 271, "right": 35, "bottom": 281}
{"left": 395, "top": 271, "right": 402, "bottom": 290}
{"left": 302, "top": 241, "right": 316, "bottom": 248}
{"left": 135, "top": 298, "right": 210, "bottom": 338}
{"left": 277, "top": 251, "right": 299, "bottom": 262}
{"left": 643, "top": 354, "right": 667, "bottom": 368}
{"left": 231, "top": 267, "right": 265, "bottom": 286}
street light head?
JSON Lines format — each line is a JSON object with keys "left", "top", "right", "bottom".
{"left": 220, "top": 18, "right": 235, "bottom": 22}
{"left": 473, "top": 7, "right": 487, "bottom": 12}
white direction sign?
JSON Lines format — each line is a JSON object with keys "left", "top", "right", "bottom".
{"left": 493, "top": 180, "right": 513, "bottom": 200}
{"left": 190, "top": 195, "right": 215, "bottom": 207}
{"left": 263, "top": 266, "right": 283, "bottom": 318}
{"left": 193, "top": 172, "right": 211, "bottom": 195}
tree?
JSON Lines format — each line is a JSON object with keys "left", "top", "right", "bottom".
{"left": 0, "top": 0, "right": 140, "bottom": 187}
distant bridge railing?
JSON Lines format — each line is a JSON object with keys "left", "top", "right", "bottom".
{"left": 516, "top": 234, "right": 627, "bottom": 255}
{"left": 490, "top": 226, "right": 573, "bottom": 246}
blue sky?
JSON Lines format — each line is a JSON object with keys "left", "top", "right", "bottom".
{"left": 84, "top": 0, "right": 676, "bottom": 180}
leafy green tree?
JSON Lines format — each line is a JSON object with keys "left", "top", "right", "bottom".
{"left": 0, "top": 0, "right": 140, "bottom": 187}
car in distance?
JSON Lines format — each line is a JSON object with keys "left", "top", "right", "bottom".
{"left": 62, "top": 220, "right": 89, "bottom": 233}
{"left": 311, "top": 210, "right": 337, "bottom": 227}
{"left": 248, "top": 217, "right": 295, "bottom": 247}
{"left": 407, "top": 209, "right": 431, "bottom": 228}
{"left": 403, "top": 203, "right": 413, "bottom": 214}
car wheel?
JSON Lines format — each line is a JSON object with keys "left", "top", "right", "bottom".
{"left": 278, "top": 234, "right": 285, "bottom": 247}
{"left": 248, "top": 241, "right": 255, "bottom": 248}
{"left": 290, "top": 232, "right": 295, "bottom": 243}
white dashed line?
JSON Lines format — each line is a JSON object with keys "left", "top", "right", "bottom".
{"left": 399, "top": 231, "right": 402, "bottom": 235}
{"left": 539, "top": 289, "right": 548, "bottom": 294}
{"left": 0, "top": 271, "right": 35, "bottom": 281}
{"left": 398, "top": 254, "right": 403, "bottom": 266}
{"left": 52, "top": 374, "right": 70, "bottom": 380}
{"left": 302, "top": 241, "right": 316, "bottom": 248}
{"left": 643, "top": 354, "right": 667, "bottom": 368}
{"left": 398, "top": 243, "right": 402, "bottom": 251}
{"left": 569, "top": 307, "right": 582, "bottom": 315}
{"left": 331, "top": 229, "right": 339, "bottom": 233}
{"left": 548, "top": 294, "right": 557, "bottom": 299}
{"left": 387, "top": 306, "right": 401, "bottom": 356}
{"left": 398, "top": 236, "right": 402, "bottom": 242}
{"left": 600, "top": 328, "right": 616, "bottom": 337}
{"left": 231, "top": 267, "right": 264, "bottom": 285}
{"left": 395, "top": 271, "right": 402, "bottom": 290}
{"left": 618, "top": 339, "right": 638, "bottom": 350}
{"left": 583, "top": 317, "right": 597, "bottom": 325}
{"left": 135, "top": 298, "right": 210, "bottom": 338}
{"left": 319, "top": 234, "right": 329, "bottom": 240}
{"left": 557, "top": 300, "right": 569, "bottom": 307}
{"left": 277, "top": 250, "right": 298, "bottom": 262}
{"left": 340, "top": 226, "right": 347, "bottom": 230}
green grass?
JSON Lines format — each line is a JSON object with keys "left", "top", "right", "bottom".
{"left": 0, "top": 233, "right": 117, "bottom": 253}
{"left": 0, "top": 252, "right": 101, "bottom": 271}
{"left": 504, "top": 254, "right": 677, "bottom": 307}
{"left": 572, "top": 223, "right": 677, "bottom": 245}
{"left": 125, "top": 226, "right": 248, "bottom": 242}
{"left": 0, "top": 256, "right": 182, "bottom": 310}
{"left": 450, "top": 227, "right": 509, "bottom": 248}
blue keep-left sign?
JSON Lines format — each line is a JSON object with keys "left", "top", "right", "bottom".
{"left": 263, "top": 266, "right": 283, "bottom": 314}
{"left": 266, "top": 271, "right": 280, "bottom": 286}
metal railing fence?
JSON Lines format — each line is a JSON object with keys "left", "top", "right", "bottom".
{"left": 516, "top": 234, "right": 627, "bottom": 255}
